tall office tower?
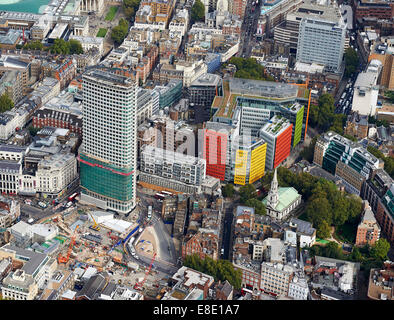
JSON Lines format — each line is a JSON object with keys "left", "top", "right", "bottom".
{"left": 296, "top": 1, "right": 346, "bottom": 72}
{"left": 79, "top": 69, "right": 138, "bottom": 214}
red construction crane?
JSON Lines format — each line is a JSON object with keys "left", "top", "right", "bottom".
{"left": 134, "top": 253, "right": 157, "bottom": 291}
{"left": 58, "top": 225, "right": 79, "bottom": 264}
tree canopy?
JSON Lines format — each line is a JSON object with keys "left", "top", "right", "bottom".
{"left": 222, "top": 183, "right": 235, "bottom": 198}
{"left": 309, "top": 93, "right": 335, "bottom": 132}
{"left": 48, "top": 39, "right": 83, "bottom": 55}
{"left": 239, "top": 184, "right": 257, "bottom": 204}
{"left": 123, "top": 0, "right": 141, "bottom": 21}
{"left": 344, "top": 47, "right": 359, "bottom": 78}
{"left": 111, "top": 18, "right": 129, "bottom": 45}
{"left": 229, "top": 57, "right": 274, "bottom": 81}
{"left": 183, "top": 254, "right": 242, "bottom": 289}
{"left": 245, "top": 198, "right": 266, "bottom": 215}
{"left": 191, "top": 0, "right": 205, "bottom": 24}
{"left": 272, "top": 167, "right": 363, "bottom": 239}
{"left": 0, "top": 93, "right": 14, "bottom": 113}
{"left": 23, "top": 40, "right": 44, "bottom": 51}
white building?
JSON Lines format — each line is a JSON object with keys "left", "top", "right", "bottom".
{"left": 288, "top": 275, "right": 309, "bottom": 300}
{"left": 296, "top": 1, "right": 347, "bottom": 73}
{"left": 169, "top": 9, "right": 189, "bottom": 37}
{"left": 35, "top": 153, "right": 77, "bottom": 198}
{"left": 69, "top": 35, "right": 104, "bottom": 55}
{"left": 29, "top": 224, "right": 58, "bottom": 244}
{"left": 351, "top": 59, "right": 382, "bottom": 116}
{"left": 139, "top": 145, "right": 207, "bottom": 193}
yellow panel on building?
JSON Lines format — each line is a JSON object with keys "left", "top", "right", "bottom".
{"left": 249, "top": 143, "right": 267, "bottom": 184}
{"left": 234, "top": 149, "right": 248, "bottom": 185}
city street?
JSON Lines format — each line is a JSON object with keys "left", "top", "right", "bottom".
{"left": 238, "top": 0, "right": 261, "bottom": 58}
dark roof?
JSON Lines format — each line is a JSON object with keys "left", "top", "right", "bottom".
{"left": 76, "top": 273, "right": 108, "bottom": 300}
{"left": 217, "top": 280, "right": 233, "bottom": 298}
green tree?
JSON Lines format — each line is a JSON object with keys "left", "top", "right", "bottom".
{"left": 183, "top": 254, "right": 242, "bottom": 289}
{"left": 245, "top": 198, "right": 266, "bottom": 215}
{"left": 69, "top": 39, "right": 83, "bottom": 54}
{"left": 23, "top": 40, "right": 44, "bottom": 51}
{"left": 28, "top": 126, "right": 40, "bottom": 137}
{"left": 371, "top": 238, "right": 390, "bottom": 261}
{"left": 309, "top": 93, "right": 335, "bottom": 131}
{"left": 239, "top": 184, "right": 256, "bottom": 203}
{"left": 385, "top": 90, "right": 394, "bottom": 103}
{"left": 222, "top": 183, "right": 235, "bottom": 198}
{"left": 0, "top": 93, "right": 14, "bottom": 112}
{"left": 191, "top": 0, "right": 205, "bottom": 23}
{"left": 344, "top": 47, "right": 359, "bottom": 78}
{"left": 123, "top": 0, "right": 140, "bottom": 21}
{"left": 317, "top": 220, "right": 331, "bottom": 239}
{"left": 49, "top": 38, "right": 70, "bottom": 54}
{"left": 111, "top": 18, "right": 129, "bottom": 45}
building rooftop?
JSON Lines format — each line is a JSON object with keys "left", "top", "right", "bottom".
{"left": 260, "top": 115, "right": 292, "bottom": 137}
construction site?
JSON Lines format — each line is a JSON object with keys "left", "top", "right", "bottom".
{"left": 39, "top": 204, "right": 167, "bottom": 298}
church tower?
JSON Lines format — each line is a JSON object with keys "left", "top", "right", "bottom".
{"left": 267, "top": 168, "right": 279, "bottom": 209}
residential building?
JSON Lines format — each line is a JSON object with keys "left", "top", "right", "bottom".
{"left": 163, "top": 266, "right": 215, "bottom": 300}
{"left": 361, "top": 169, "right": 394, "bottom": 245}
{"left": 79, "top": 68, "right": 138, "bottom": 214}
{"left": 355, "top": 201, "right": 381, "bottom": 247}
{"left": 344, "top": 112, "right": 369, "bottom": 140}
{"left": 367, "top": 261, "right": 394, "bottom": 300}
{"left": 354, "top": 0, "right": 394, "bottom": 20}
{"left": 286, "top": 218, "right": 316, "bottom": 248}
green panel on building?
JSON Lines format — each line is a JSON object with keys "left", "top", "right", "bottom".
{"left": 293, "top": 106, "right": 304, "bottom": 147}
{"left": 79, "top": 153, "right": 134, "bottom": 202}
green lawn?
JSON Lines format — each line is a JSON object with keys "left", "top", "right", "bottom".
{"left": 96, "top": 28, "right": 108, "bottom": 37}
{"left": 105, "top": 6, "right": 118, "bottom": 21}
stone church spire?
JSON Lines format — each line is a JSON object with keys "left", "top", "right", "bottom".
{"left": 268, "top": 168, "right": 279, "bottom": 209}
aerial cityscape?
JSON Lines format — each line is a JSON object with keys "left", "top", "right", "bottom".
{"left": 0, "top": 0, "right": 392, "bottom": 303}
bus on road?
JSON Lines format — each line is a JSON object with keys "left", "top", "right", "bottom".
{"left": 155, "top": 193, "right": 166, "bottom": 200}
{"left": 68, "top": 192, "right": 78, "bottom": 202}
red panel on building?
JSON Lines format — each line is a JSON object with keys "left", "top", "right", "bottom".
{"left": 203, "top": 129, "right": 227, "bottom": 181}
{"left": 273, "top": 124, "right": 292, "bottom": 169}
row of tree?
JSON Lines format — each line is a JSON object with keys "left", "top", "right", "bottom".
{"left": 228, "top": 57, "right": 275, "bottom": 81}
{"left": 111, "top": 18, "right": 129, "bottom": 45}
{"left": 344, "top": 47, "right": 359, "bottom": 78}
{"left": 183, "top": 254, "right": 242, "bottom": 289}
{"left": 23, "top": 39, "right": 83, "bottom": 55}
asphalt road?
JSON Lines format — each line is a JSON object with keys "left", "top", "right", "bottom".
{"left": 238, "top": 0, "right": 261, "bottom": 57}
{"left": 222, "top": 200, "right": 237, "bottom": 261}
